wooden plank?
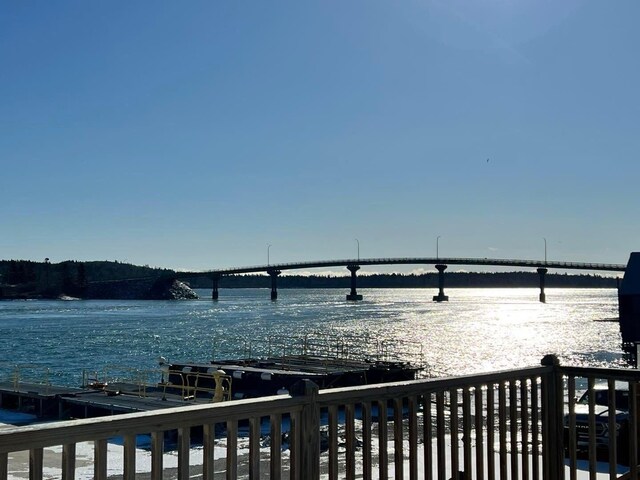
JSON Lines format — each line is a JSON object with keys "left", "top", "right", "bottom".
{"left": 151, "top": 431, "right": 164, "bottom": 480}
{"left": 123, "top": 434, "right": 136, "bottom": 480}
{"left": 393, "top": 397, "right": 403, "bottom": 480}
{"left": 62, "top": 443, "right": 76, "bottom": 480}
{"left": 178, "top": 427, "right": 190, "bottom": 480}
{"left": 29, "top": 448, "right": 43, "bottom": 480}
{"left": 226, "top": 420, "right": 238, "bottom": 480}
{"left": 270, "top": 414, "right": 282, "bottom": 480}
{"left": 94, "top": 438, "right": 107, "bottom": 480}
{"left": 290, "top": 411, "right": 300, "bottom": 480}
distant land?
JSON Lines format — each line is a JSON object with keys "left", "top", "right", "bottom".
{"left": 0, "top": 259, "right": 619, "bottom": 300}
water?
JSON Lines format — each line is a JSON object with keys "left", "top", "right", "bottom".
{"left": 0, "top": 288, "right": 626, "bottom": 387}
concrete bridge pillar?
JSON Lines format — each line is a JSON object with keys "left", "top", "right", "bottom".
{"left": 268, "top": 269, "right": 281, "bottom": 301}
{"left": 433, "top": 264, "right": 449, "bottom": 302}
{"left": 211, "top": 274, "right": 220, "bottom": 301}
{"left": 346, "top": 265, "right": 363, "bottom": 301}
{"left": 537, "top": 267, "right": 548, "bottom": 303}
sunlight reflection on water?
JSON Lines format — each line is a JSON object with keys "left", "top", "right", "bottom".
{"left": 0, "top": 288, "right": 625, "bottom": 385}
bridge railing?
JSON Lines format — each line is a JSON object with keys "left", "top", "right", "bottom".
{"left": 197, "top": 257, "right": 625, "bottom": 275}
{"left": 1, "top": 358, "right": 637, "bottom": 479}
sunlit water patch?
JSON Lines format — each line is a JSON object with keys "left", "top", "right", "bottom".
{"left": 0, "top": 288, "right": 625, "bottom": 386}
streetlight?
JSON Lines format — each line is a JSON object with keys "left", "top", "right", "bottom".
{"left": 436, "top": 236, "right": 441, "bottom": 260}
{"left": 355, "top": 238, "right": 360, "bottom": 261}
{"left": 267, "top": 244, "right": 272, "bottom": 266}
{"left": 543, "top": 238, "right": 547, "bottom": 263}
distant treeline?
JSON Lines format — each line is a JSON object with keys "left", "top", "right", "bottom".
{"left": 0, "top": 260, "right": 171, "bottom": 299}
{"left": 184, "top": 271, "right": 618, "bottom": 289}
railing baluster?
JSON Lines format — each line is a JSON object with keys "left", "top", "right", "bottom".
{"left": 393, "top": 397, "right": 403, "bottom": 479}
{"left": 0, "top": 452, "right": 7, "bottom": 480}
{"left": 29, "top": 448, "right": 43, "bottom": 480}
{"left": 270, "top": 414, "right": 282, "bottom": 480}
{"left": 607, "top": 378, "right": 617, "bottom": 479}
{"left": 290, "top": 410, "right": 301, "bottom": 480}
{"left": 588, "top": 376, "right": 596, "bottom": 480}
{"left": 202, "top": 424, "right": 214, "bottom": 480}
{"left": 531, "top": 377, "right": 540, "bottom": 480}
{"left": 178, "top": 427, "right": 190, "bottom": 480}
{"left": 462, "top": 387, "right": 472, "bottom": 478}
{"left": 123, "top": 434, "right": 136, "bottom": 480}
{"left": 521, "top": 378, "right": 530, "bottom": 480}
{"left": 629, "top": 381, "right": 638, "bottom": 480}
{"left": 436, "top": 391, "right": 446, "bottom": 480}
{"left": 226, "top": 420, "right": 238, "bottom": 480}
{"left": 567, "top": 376, "right": 576, "bottom": 480}
{"left": 62, "top": 443, "right": 76, "bottom": 480}
{"left": 378, "top": 399, "right": 389, "bottom": 480}
{"left": 509, "top": 380, "right": 518, "bottom": 479}
{"left": 424, "top": 392, "right": 433, "bottom": 480}
{"left": 475, "top": 385, "right": 485, "bottom": 480}
{"left": 487, "top": 383, "right": 495, "bottom": 480}
{"left": 249, "top": 417, "right": 261, "bottom": 479}
{"left": 408, "top": 395, "right": 418, "bottom": 480}
{"left": 363, "top": 401, "right": 373, "bottom": 480}
{"left": 498, "top": 381, "right": 507, "bottom": 480}
{"left": 328, "top": 405, "right": 338, "bottom": 480}
{"left": 450, "top": 388, "right": 459, "bottom": 477}
{"left": 94, "top": 438, "right": 107, "bottom": 480}
{"left": 346, "top": 403, "right": 356, "bottom": 479}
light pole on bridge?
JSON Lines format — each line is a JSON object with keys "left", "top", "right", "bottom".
{"left": 267, "top": 244, "right": 272, "bottom": 266}
{"left": 355, "top": 238, "right": 360, "bottom": 262}
{"left": 543, "top": 238, "right": 547, "bottom": 263}
{"left": 436, "top": 236, "right": 441, "bottom": 260}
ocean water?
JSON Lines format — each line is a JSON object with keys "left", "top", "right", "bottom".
{"left": 0, "top": 288, "right": 626, "bottom": 387}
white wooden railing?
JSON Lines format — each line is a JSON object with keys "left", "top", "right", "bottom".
{"left": 1, "top": 356, "right": 638, "bottom": 479}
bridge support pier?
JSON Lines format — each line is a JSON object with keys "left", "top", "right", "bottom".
{"left": 433, "top": 264, "right": 449, "bottom": 302}
{"left": 346, "top": 265, "right": 363, "bottom": 301}
{"left": 537, "top": 267, "right": 547, "bottom": 303}
{"left": 268, "top": 269, "right": 281, "bottom": 301}
{"left": 211, "top": 274, "right": 220, "bottom": 301}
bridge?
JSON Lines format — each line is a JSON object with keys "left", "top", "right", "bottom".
{"left": 181, "top": 256, "right": 627, "bottom": 303}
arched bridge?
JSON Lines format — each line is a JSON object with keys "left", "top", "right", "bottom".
{"left": 182, "top": 257, "right": 626, "bottom": 303}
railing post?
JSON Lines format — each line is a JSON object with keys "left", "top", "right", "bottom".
{"left": 292, "top": 379, "right": 320, "bottom": 480}
{"left": 541, "top": 354, "right": 564, "bottom": 480}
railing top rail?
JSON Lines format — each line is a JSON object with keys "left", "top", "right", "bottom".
{"left": 183, "top": 257, "right": 626, "bottom": 276}
{"left": 0, "top": 394, "right": 304, "bottom": 453}
{"left": 317, "top": 365, "right": 553, "bottom": 405}
{"left": 559, "top": 364, "right": 640, "bottom": 381}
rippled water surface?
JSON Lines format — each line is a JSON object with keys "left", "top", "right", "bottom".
{"left": 0, "top": 288, "right": 625, "bottom": 386}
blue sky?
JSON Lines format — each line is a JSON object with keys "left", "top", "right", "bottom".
{"left": 1, "top": 1, "right": 638, "bottom": 272}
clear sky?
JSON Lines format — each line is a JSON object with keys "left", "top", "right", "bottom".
{"left": 1, "top": 1, "right": 638, "bottom": 273}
